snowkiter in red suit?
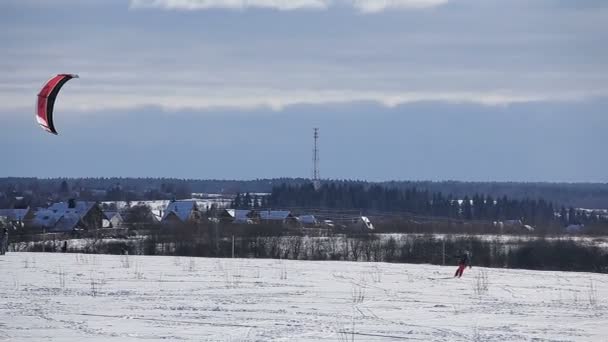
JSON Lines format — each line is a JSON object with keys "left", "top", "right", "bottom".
{"left": 454, "top": 251, "right": 471, "bottom": 278}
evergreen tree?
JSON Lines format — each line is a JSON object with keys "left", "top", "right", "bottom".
{"left": 568, "top": 207, "right": 577, "bottom": 225}
{"left": 462, "top": 196, "right": 473, "bottom": 220}
{"left": 232, "top": 193, "right": 242, "bottom": 209}
{"left": 59, "top": 180, "right": 70, "bottom": 195}
{"left": 560, "top": 206, "right": 568, "bottom": 225}
{"left": 244, "top": 192, "right": 252, "bottom": 208}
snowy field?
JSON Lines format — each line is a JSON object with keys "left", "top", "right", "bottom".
{"left": 1, "top": 253, "right": 607, "bottom": 341}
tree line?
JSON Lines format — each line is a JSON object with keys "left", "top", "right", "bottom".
{"left": 2, "top": 177, "right": 608, "bottom": 208}
{"left": 265, "top": 183, "right": 608, "bottom": 229}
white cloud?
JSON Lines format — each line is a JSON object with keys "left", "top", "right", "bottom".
{"left": 3, "top": 0, "right": 606, "bottom": 117}
{"left": 353, "top": 0, "right": 448, "bottom": 13}
{"left": 129, "top": 0, "right": 448, "bottom": 12}
{"left": 2, "top": 87, "right": 605, "bottom": 115}
{"left": 130, "top": 0, "right": 329, "bottom": 11}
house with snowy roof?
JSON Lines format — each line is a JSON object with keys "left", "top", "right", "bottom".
{"left": 297, "top": 215, "right": 319, "bottom": 227}
{"left": 0, "top": 208, "right": 34, "bottom": 228}
{"left": 220, "top": 209, "right": 257, "bottom": 224}
{"left": 102, "top": 210, "right": 124, "bottom": 228}
{"left": 161, "top": 200, "right": 201, "bottom": 224}
{"left": 256, "top": 210, "right": 298, "bottom": 227}
{"left": 349, "top": 216, "right": 374, "bottom": 232}
{"left": 31, "top": 199, "right": 103, "bottom": 232}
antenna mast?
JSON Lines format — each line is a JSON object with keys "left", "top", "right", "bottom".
{"left": 313, "top": 128, "right": 321, "bottom": 190}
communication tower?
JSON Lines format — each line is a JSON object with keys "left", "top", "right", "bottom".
{"left": 312, "top": 128, "right": 321, "bottom": 190}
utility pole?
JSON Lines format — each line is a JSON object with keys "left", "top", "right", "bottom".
{"left": 442, "top": 239, "right": 446, "bottom": 266}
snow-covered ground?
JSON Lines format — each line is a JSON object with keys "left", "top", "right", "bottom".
{"left": 1, "top": 253, "right": 607, "bottom": 341}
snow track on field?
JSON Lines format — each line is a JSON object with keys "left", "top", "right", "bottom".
{"left": 1, "top": 253, "right": 608, "bottom": 341}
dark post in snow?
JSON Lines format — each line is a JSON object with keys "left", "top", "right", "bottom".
{"left": 442, "top": 239, "right": 445, "bottom": 266}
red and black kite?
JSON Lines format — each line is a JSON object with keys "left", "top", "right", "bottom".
{"left": 36, "top": 74, "right": 79, "bottom": 135}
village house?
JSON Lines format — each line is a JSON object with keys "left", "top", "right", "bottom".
{"left": 31, "top": 199, "right": 103, "bottom": 232}
{"left": 257, "top": 210, "right": 298, "bottom": 228}
{"left": 297, "top": 215, "right": 319, "bottom": 227}
{"left": 0, "top": 207, "right": 34, "bottom": 229}
{"left": 102, "top": 210, "right": 124, "bottom": 228}
{"left": 349, "top": 216, "right": 374, "bottom": 231}
{"left": 220, "top": 209, "right": 257, "bottom": 224}
{"left": 161, "top": 200, "right": 201, "bottom": 224}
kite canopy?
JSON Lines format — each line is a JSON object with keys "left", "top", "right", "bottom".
{"left": 36, "top": 74, "right": 78, "bottom": 135}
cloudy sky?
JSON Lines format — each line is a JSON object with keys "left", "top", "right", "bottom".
{"left": 1, "top": 0, "right": 607, "bottom": 181}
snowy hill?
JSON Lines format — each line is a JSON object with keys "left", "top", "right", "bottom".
{"left": 1, "top": 253, "right": 607, "bottom": 341}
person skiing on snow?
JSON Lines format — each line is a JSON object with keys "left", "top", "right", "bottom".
{"left": 454, "top": 250, "right": 471, "bottom": 278}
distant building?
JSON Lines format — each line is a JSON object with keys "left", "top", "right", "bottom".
{"left": 32, "top": 200, "right": 103, "bottom": 232}
{"left": 493, "top": 219, "right": 534, "bottom": 232}
{"left": 257, "top": 210, "right": 298, "bottom": 227}
{"left": 161, "top": 200, "right": 201, "bottom": 224}
{"left": 102, "top": 210, "right": 124, "bottom": 228}
{"left": 0, "top": 208, "right": 34, "bottom": 228}
{"left": 220, "top": 209, "right": 256, "bottom": 224}
{"left": 348, "top": 216, "right": 374, "bottom": 232}
{"left": 297, "top": 215, "right": 319, "bottom": 227}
